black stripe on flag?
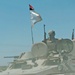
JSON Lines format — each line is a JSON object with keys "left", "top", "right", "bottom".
{"left": 29, "top": 4, "right": 34, "bottom": 10}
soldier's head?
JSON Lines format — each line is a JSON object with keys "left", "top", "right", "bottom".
{"left": 48, "top": 30, "right": 55, "bottom": 37}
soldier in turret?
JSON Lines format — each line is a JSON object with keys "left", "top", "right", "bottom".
{"left": 48, "top": 30, "right": 56, "bottom": 42}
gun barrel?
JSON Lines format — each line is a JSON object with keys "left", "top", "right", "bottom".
{"left": 4, "top": 56, "right": 19, "bottom": 58}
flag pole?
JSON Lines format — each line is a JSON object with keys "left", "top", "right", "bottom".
{"left": 29, "top": 4, "right": 42, "bottom": 44}
{"left": 29, "top": 4, "right": 34, "bottom": 44}
{"left": 31, "top": 26, "right": 34, "bottom": 44}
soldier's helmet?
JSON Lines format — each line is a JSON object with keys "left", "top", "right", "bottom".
{"left": 48, "top": 30, "right": 55, "bottom": 37}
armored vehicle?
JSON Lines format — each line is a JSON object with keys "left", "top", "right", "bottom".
{"left": 0, "top": 30, "right": 75, "bottom": 75}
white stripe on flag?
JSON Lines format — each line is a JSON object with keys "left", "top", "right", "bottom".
{"left": 30, "top": 10, "right": 42, "bottom": 26}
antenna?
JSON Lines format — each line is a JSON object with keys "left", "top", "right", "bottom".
{"left": 44, "top": 25, "right": 46, "bottom": 42}
{"left": 72, "top": 29, "right": 74, "bottom": 40}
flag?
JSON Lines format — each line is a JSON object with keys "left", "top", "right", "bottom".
{"left": 29, "top": 4, "right": 42, "bottom": 26}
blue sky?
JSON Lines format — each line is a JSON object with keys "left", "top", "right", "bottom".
{"left": 0, "top": 0, "right": 75, "bottom": 66}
